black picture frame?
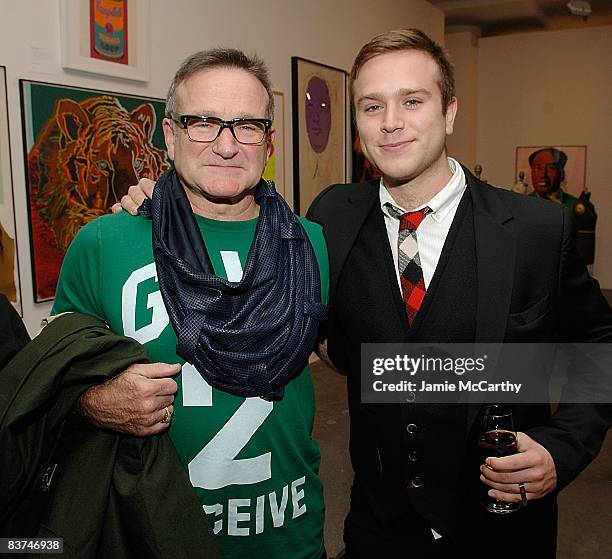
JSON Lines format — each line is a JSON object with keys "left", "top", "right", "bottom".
{"left": 19, "top": 79, "right": 168, "bottom": 302}
{"left": 291, "top": 56, "right": 347, "bottom": 214}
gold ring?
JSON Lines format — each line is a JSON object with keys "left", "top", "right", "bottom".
{"left": 161, "top": 406, "right": 172, "bottom": 424}
{"left": 518, "top": 482, "right": 528, "bottom": 507}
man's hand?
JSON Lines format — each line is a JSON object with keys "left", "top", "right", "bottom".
{"left": 480, "top": 431, "right": 557, "bottom": 504}
{"left": 111, "top": 177, "right": 156, "bottom": 215}
{"left": 77, "top": 362, "right": 180, "bottom": 436}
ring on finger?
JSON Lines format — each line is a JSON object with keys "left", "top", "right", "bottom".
{"left": 518, "top": 482, "right": 528, "bottom": 507}
{"left": 161, "top": 405, "right": 172, "bottom": 424}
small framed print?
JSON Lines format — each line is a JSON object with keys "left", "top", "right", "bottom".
{"left": 60, "top": 0, "right": 150, "bottom": 81}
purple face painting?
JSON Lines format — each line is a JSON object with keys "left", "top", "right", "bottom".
{"left": 305, "top": 76, "right": 331, "bottom": 154}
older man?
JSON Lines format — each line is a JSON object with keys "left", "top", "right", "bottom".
{"left": 53, "top": 49, "right": 329, "bottom": 559}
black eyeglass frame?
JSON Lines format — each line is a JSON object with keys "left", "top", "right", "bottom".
{"left": 168, "top": 113, "right": 272, "bottom": 145}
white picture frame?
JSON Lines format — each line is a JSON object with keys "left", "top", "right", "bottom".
{"left": 60, "top": 0, "right": 149, "bottom": 82}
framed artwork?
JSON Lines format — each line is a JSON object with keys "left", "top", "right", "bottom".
{"left": 515, "top": 145, "right": 587, "bottom": 199}
{"left": 263, "top": 91, "right": 286, "bottom": 199}
{"left": 20, "top": 80, "right": 169, "bottom": 302}
{"left": 0, "top": 66, "right": 22, "bottom": 314}
{"left": 291, "top": 57, "right": 346, "bottom": 214}
{"left": 60, "top": 0, "right": 150, "bottom": 81}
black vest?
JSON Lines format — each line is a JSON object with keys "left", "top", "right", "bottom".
{"left": 332, "top": 190, "right": 479, "bottom": 531}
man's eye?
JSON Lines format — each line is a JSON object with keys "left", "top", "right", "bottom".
{"left": 190, "top": 120, "right": 215, "bottom": 129}
{"left": 237, "top": 123, "right": 258, "bottom": 132}
{"left": 405, "top": 99, "right": 420, "bottom": 108}
{"left": 364, "top": 104, "right": 382, "bottom": 113}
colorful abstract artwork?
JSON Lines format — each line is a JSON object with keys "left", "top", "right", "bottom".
{"left": 21, "top": 80, "right": 169, "bottom": 301}
{"left": 89, "top": 0, "right": 129, "bottom": 64}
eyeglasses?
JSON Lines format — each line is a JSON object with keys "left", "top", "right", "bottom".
{"left": 168, "top": 113, "right": 272, "bottom": 145}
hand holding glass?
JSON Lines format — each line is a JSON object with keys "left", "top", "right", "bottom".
{"left": 478, "top": 404, "right": 521, "bottom": 514}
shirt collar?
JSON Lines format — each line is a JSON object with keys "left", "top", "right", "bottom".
{"left": 379, "top": 157, "right": 466, "bottom": 224}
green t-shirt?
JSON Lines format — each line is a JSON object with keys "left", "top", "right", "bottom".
{"left": 53, "top": 211, "right": 329, "bottom": 559}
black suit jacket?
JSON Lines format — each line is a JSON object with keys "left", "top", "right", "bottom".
{"left": 307, "top": 167, "right": 612, "bottom": 553}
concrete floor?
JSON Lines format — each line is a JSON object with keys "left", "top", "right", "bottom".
{"left": 311, "top": 289, "right": 612, "bottom": 558}
{"left": 311, "top": 363, "right": 350, "bottom": 558}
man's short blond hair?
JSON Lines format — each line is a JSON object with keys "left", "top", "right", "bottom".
{"left": 350, "top": 29, "right": 455, "bottom": 114}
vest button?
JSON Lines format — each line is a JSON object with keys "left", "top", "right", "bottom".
{"left": 406, "top": 423, "right": 418, "bottom": 434}
{"left": 408, "top": 450, "right": 418, "bottom": 462}
{"left": 410, "top": 476, "right": 424, "bottom": 488}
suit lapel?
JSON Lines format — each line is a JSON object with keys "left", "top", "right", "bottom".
{"left": 468, "top": 171, "right": 516, "bottom": 342}
{"left": 324, "top": 180, "right": 380, "bottom": 300}
{"left": 465, "top": 167, "right": 517, "bottom": 429}
{"left": 325, "top": 180, "right": 409, "bottom": 339}
{"left": 362, "top": 199, "right": 412, "bottom": 340}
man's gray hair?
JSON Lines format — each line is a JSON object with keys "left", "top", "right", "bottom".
{"left": 166, "top": 48, "right": 275, "bottom": 119}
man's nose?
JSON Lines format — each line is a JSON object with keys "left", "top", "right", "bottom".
{"left": 212, "top": 127, "right": 240, "bottom": 158}
{"left": 381, "top": 106, "right": 404, "bottom": 133}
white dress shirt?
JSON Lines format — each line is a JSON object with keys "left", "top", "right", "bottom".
{"left": 379, "top": 157, "right": 467, "bottom": 292}
{"left": 379, "top": 158, "right": 467, "bottom": 541}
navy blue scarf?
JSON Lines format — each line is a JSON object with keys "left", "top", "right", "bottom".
{"left": 140, "top": 169, "right": 327, "bottom": 401}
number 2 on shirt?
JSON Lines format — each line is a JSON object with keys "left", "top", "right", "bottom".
{"left": 184, "top": 251, "right": 273, "bottom": 490}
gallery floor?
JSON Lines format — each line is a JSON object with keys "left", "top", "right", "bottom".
{"left": 311, "top": 292, "right": 612, "bottom": 559}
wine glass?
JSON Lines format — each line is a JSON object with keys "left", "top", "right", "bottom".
{"left": 478, "top": 404, "right": 521, "bottom": 514}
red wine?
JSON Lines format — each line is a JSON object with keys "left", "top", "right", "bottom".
{"left": 478, "top": 424, "right": 522, "bottom": 514}
{"left": 478, "top": 429, "right": 518, "bottom": 459}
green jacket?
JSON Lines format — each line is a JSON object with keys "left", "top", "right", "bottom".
{"left": 0, "top": 313, "right": 222, "bottom": 559}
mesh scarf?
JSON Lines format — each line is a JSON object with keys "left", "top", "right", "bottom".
{"left": 140, "top": 169, "right": 327, "bottom": 401}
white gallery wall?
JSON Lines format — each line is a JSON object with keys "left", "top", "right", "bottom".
{"left": 445, "top": 29, "right": 479, "bottom": 171}
{"left": 0, "top": 0, "right": 443, "bottom": 334}
{"left": 446, "top": 24, "right": 612, "bottom": 289}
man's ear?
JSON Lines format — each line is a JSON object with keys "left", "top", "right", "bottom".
{"left": 162, "top": 118, "right": 176, "bottom": 161}
{"left": 445, "top": 97, "right": 458, "bottom": 135}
